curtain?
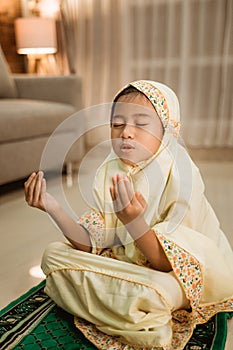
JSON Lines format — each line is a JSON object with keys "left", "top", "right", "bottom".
{"left": 61, "top": 0, "right": 122, "bottom": 107}
{"left": 60, "top": 0, "right": 233, "bottom": 147}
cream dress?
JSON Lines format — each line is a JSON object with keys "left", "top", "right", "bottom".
{"left": 41, "top": 80, "right": 233, "bottom": 349}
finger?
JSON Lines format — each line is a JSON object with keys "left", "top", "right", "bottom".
{"left": 111, "top": 174, "right": 123, "bottom": 211}
{"left": 40, "top": 178, "right": 47, "bottom": 210}
{"left": 41, "top": 176, "right": 46, "bottom": 194}
{"left": 117, "top": 175, "right": 131, "bottom": 209}
{"left": 25, "top": 172, "right": 36, "bottom": 184}
{"left": 112, "top": 175, "right": 119, "bottom": 199}
{"left": 25, "top": 173, "right": 38, "bottom": 205}
{"left": 123, "top": 177, "right": 134, "bottom": 202}
{"left": 33, "top": 171, "right": 44, "bottom": 204}
{"left": 110, "top": 182, "right": 121, "bottom": 212}
{"left": 24, "top": 172, "right": 36, "bottom": 194}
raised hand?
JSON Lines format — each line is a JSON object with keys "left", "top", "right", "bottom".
{"left": 110, "top": 173, "right": 147, "bottom": 226}
{"left": 24, "top": 171, "right": 58, "bottom": 213}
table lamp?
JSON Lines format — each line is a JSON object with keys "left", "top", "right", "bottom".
{"left": 14, "top": 17, "right": 57, "bottom": 73}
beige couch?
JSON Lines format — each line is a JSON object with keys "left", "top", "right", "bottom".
{"left": 0, "top": 46, "right": 85, "bottom": 185}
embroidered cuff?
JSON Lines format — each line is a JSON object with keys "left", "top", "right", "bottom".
{"left": 78, "top": 210, "right": 105, "bottom": 255}
{"left": 154, "top": 230, "right": 202, "bottom": 309}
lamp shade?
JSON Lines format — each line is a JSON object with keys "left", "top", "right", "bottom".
{"left": 15, "top": 17, "right": 57, "bottom": 55}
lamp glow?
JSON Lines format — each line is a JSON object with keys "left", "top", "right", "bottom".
{"left": 15, "top": 17, "right": 57, "bottom": 56}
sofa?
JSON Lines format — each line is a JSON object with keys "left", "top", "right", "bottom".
{"left": 0, "top": 46, "right": 85, "bottom": 185}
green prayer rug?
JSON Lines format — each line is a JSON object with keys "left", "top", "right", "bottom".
{"left": 0, "top": 280, "right": 231, "bottom": 349}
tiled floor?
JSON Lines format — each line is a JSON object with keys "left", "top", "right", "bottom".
{"left": 0, "top": 149, "right": 233, "bottom": 347}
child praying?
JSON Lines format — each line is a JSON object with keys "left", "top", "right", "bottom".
{"left": 24, "top": 80, "right": 233, "bottom": 349}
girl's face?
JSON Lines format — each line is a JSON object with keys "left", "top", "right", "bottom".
{"left": 111, "top": 93, "right": 164, "bottom": 165}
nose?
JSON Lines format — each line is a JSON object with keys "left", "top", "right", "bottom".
{"left": 121, "top": 123, "right": 135, "bottom": 139}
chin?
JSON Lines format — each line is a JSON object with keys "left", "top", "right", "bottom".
{"left": 119, "top": 154, "right": 148, "bottom": 165}
{"left": 120, "top": 157, "right": 136, "bottom": 165}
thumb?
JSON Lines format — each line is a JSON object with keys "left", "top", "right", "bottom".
{"left": 135, "top": 192, "right": 147, "bottom": 209}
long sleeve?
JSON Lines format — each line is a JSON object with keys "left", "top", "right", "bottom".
{"left": 78, "top": 210, "right": 105, "bottom": 254}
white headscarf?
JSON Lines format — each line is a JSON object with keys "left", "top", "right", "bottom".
{"left": 91, "top": 80, "right": 233, "bottom": 313}
{"left": 94, "top": 80, "right": 231, "bottom": 250}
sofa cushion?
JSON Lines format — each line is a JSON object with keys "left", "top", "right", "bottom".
{"left": 0, "top": 99, "right": 77, "bottom": 142}
{"left": 0, "top": 46, "right": 17, "bottom": 98}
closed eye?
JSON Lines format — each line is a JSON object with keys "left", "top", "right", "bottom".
{"left": 112, "top": 122, "right": 149, "bottom": 128}
{"left": 112, "top": 123, "right": 125, "bottom": 128}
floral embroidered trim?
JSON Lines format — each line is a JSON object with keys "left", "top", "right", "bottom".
{"left": 130, "top": 80, "right": 181, "bottom": 137}
{"left": 195, "top": 297, "right": 233, "bottom": 323}
{"left": 78, "top": 210, "right": 105, "bottom": 254}
{"left": 155, "top": 231, "right": 203, "bottom": 309}
{"left": 171, "top": 309, "right": 195, "bottom": 349}
{"left": 74, "top": 317, "right": 167, "bottom": 350}
{"left": 154, "top": 230, "right": 233, "bottom": 347}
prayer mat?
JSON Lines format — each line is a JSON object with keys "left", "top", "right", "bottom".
{"left": 0, "top": 280, "right": 231, "bottom": 350}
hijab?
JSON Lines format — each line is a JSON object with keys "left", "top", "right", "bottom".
{"left": 92, "top": 80, "right": 233, "bottom": 308}
{"left": 93, "top": 80, "right": 232, "bottom": 254}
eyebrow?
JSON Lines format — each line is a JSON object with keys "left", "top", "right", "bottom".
{"left": 112, "top": 113, "right": 152, "bottom": 118}
{"left": 133, "top": 113, "right": 152, "bottom": 118}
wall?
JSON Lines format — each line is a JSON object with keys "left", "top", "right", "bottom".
{"left": 0, "top": 0, "right": 25, "bottom": 73}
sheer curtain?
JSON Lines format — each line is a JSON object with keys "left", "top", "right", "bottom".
{"left": 61, "top": 0, "right": 122, "bottom": 107}
{"left": 60, "top": 0, "right": 233, "bottom": 147}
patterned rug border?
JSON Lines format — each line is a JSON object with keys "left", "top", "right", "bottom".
{"left": 0, "top": 280, "right": 47, "bottom": 317}
{"left": 1, "top": 280, "right": 232, "bottom": 350}
{"left": 0, "top": 280, "right": 55, "bottom": 349}
{"left": 212, "top": 311, "right": 232, "bottom": 350}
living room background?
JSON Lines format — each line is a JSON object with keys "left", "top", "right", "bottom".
{"left": 0, "top": 0, "right": 232, "bottom": 149}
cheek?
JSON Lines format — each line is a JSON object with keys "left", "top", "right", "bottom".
{"left": 149, "top": 126, "right": 163, "bottom": 144}
{"left": 111, "top": 128, "right": 119, "bottom": 139}
{"left": 151, "top": 137, "right": 161, "bottom": 153}
{"left": 141, "top": 132, "right": 162, "bottom": 153}
{"left": 111, "top": 136, "right": 120, "bottom": 152}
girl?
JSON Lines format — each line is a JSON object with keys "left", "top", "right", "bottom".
{"left": 25, "top": 80, "right": 233, "bottom": 350}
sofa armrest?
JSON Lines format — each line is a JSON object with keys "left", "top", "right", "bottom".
{"left": 13, "top": 74, "right": 82, "bottom": 110}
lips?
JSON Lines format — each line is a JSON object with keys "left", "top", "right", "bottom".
{"left": 120, "top": 142, "right": 135, "bottom": 152}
